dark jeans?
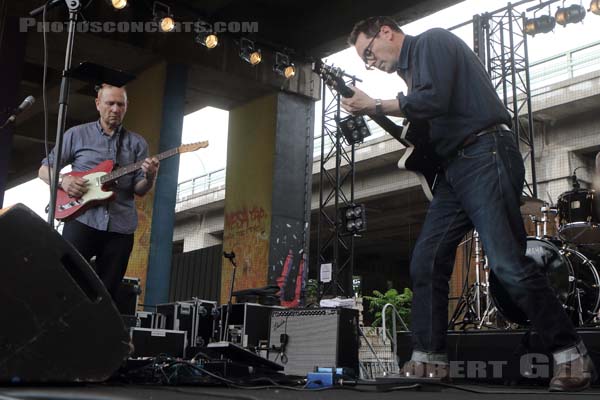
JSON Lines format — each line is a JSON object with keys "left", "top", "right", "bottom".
{"left": 410, "top": 130, "right": 580, "bottom": 355}
{"left": 62, "top": 219, "right": 134, "bottom": 300}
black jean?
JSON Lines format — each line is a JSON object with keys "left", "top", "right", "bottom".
{"left": 409, "top": 130, "right": 580, "bottom": 361}
{"left": 62, "top": 219, "right": 134, "bottom": 300}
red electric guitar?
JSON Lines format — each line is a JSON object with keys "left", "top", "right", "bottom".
{"left": 54, "top": 141, "right": 209, "bottom": 221}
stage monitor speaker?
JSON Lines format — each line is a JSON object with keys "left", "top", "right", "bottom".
{"left": 0, "top": 204, "right": 131, "bottom": 382}
{"left": 268, "top": 308, "right": 359, "bottom": 376}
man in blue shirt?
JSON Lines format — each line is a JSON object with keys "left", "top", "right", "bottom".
{"left": 38, "top": 84, "right": 159, "bottom": 300}
{"left": 342, "top": 16, "right": 595, "bottom": 391}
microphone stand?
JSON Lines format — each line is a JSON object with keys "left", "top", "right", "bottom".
{"left": 0, "top": 110, "right": 12, "bottom": 130}
{"left": 30, "top": 0, "right": 82, "bottom": 227}
{"left": 221, "top": 251, "right": 237, "bottom": 342}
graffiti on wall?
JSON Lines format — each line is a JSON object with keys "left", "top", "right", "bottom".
{"left": 221, "top": 205, "right": 270, "bottom": 304}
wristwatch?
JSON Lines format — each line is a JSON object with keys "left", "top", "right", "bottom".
{"left": 375, "top": 99, "right": 383, "bottom": 115}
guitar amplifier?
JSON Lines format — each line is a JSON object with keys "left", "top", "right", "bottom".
{"left": 268, "top": 308, "right": 359, "bottom": 376}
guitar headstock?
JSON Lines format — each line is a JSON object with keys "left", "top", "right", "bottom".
{"left": 178, "top": 141, "right": 209, "bottom": 154}
{"left": 313, "top": 60, "right": 354, "bottom": 98}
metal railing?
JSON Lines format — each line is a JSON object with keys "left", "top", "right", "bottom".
{"left": 175, "top": 41, "right": 600, "bottom": 205}
{"left": 529, "top": 40, "right": 600, "bottom": 95}
{"left": 380, "top": 302, "right": 410, "bottom": 372}
{"left": 176, "top": 168, "right": 225, "bottom": 203}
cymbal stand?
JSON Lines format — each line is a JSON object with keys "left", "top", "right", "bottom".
{"left": 477, "top": 236, "right": 498, "bottom": 329}
{"left": 473, "top": 230, "right": 483, "bottom": 321}
{"left": 448, "top": 233, "right": 476, "bottom": 329}
{"left": 530, "top": 214, "right": 542, "bottom": 238}
{"left": 540, "top": 203, "right": 558, "bottom": 238}
{"left": 449, "top": 230, "right": 489, "bottom": 329}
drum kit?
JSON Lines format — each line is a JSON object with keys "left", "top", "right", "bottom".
{"left": 452, "top": 187, "right": 600, "bottom": 330}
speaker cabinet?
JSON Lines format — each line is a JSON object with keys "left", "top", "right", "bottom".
{"left": 268, "top": 308, "right": 359, "bottom": 376}
{"left": 0, "top": 204, "right": 131, "bottom": 382}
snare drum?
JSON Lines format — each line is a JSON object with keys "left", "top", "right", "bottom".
{"left": 490, "top": 237, "right": 600, "bottom": 326}
{"left": 558, "top": 189, "right": 600, "bottom": 245}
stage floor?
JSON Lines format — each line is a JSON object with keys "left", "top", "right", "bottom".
{"left": 1, "top": 383, "right": 600, "bottom": 400}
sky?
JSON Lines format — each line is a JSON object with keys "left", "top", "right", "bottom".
{"left": 5, "top": 0, "right": 600, "bottom": 218}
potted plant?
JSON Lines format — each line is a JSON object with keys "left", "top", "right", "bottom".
{"left": 363, "top": 288, "right": 412, "bottom": 336}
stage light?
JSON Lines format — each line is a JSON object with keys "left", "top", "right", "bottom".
{"left": 342, "top": 204, "right": 367, "bottom": 235}
{"left": 591, "top": 0, "right": 600, "bottom": 15}
{"left": 336, "top": 115, "right": 371, "bottom": 145}
{"left": 240, "top": 38, "right": 261, "bottom": 66}
{"left": 524, "top": 15, "right": 556, "bottom": 35}
{"left": 274, "top": 52, "right": 296, "bottom": 79}
{"left": 110, "top": 0, "right": 127, "bottom": 9}
{"left": 159, "top": 17, "right": 175, "bottom": 32}
{"left": 555, "top": 4, "right": 586, "bottom": 26}
{"left": 197, "top": 32, "right": 218, "bottom": 49}
{"left": 153, "top": 1, "right": 175, "bottom": 32}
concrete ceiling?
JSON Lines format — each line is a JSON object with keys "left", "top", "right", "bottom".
{"left": 3, "top": 0, "right": 461, "bottom": 189}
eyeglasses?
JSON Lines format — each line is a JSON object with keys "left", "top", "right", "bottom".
{"left": 362, "top": 31, "right": 379, "bottom": 70}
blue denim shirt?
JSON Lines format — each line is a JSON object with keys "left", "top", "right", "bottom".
{"left": 42, "top": 120, "right": 148, "bottom": 234}
{"left": 396, "top": 28, "right": 512, "bottom": 159}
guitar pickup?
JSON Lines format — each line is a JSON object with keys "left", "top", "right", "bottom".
{"left": 59, "top": 199, "right": 83, "bottom": 211}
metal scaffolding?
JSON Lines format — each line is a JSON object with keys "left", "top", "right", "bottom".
{"left": 316, "top": 74, "right": 358, "bottom": 298}
{"left": 470, "top": 2, "right": 539, "bottom": 197}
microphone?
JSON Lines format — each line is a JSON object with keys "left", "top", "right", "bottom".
{"left": 223, "top": 251, "right": 235, "bottom": 260}
{"left": 5, "top": 96, "right": 35, "bottom": 124}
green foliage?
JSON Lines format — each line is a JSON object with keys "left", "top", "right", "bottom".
{"left": 304, "top": 279, "right": 319, "bottom": 305}
{"left": 363, "top": 288, "right": 412, "bottom": 330}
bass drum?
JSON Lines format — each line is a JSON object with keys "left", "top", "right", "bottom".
{"left": 490, "top": 237, "right": 600, "bottom": 326}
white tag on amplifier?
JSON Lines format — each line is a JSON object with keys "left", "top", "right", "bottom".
{"left": 151, "top": 330, "right": 167, "bottom": 337}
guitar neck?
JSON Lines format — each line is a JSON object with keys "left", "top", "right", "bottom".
{"left": 100, "top": 147, "right": 179, "bottom": 184}
{"left": 335, "top": 79, "right": 405, "bottom": 143}
{"left": 369, "top": 115, "right": 404, "bottom": 142}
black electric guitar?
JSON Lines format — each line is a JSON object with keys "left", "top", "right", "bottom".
{"left": 314, "top": 61, "right": 440, "bottom": 200}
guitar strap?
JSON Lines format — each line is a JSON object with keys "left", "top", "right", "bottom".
{"left": 114, "top": 126, "right": 126, "bottom": 169}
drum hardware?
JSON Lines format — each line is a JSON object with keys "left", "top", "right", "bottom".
{"left": 473, "top": 230, "right": 483, "bottom": 320}
{"left": 490, "top": 237, "right": 600, "bottom": 327}
{"left": 474, "top": 231, "right": 500, "bottom": 329}
{"left": 449, "top": 230, "right": 498, "bottom": 330}
{"left": 529, "top": 203, "right": 558, "bottom": 239}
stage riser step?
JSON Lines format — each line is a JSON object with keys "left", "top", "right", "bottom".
{"left": 396, "top": 330, "right": 600, "bottom": 384}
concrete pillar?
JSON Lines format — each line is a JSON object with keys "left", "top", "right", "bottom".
{"left": 143, "top": 64, "right": 188, "bottom": 306}
{"left": 221, "top": 92, "right": 314, "bottom": 304}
